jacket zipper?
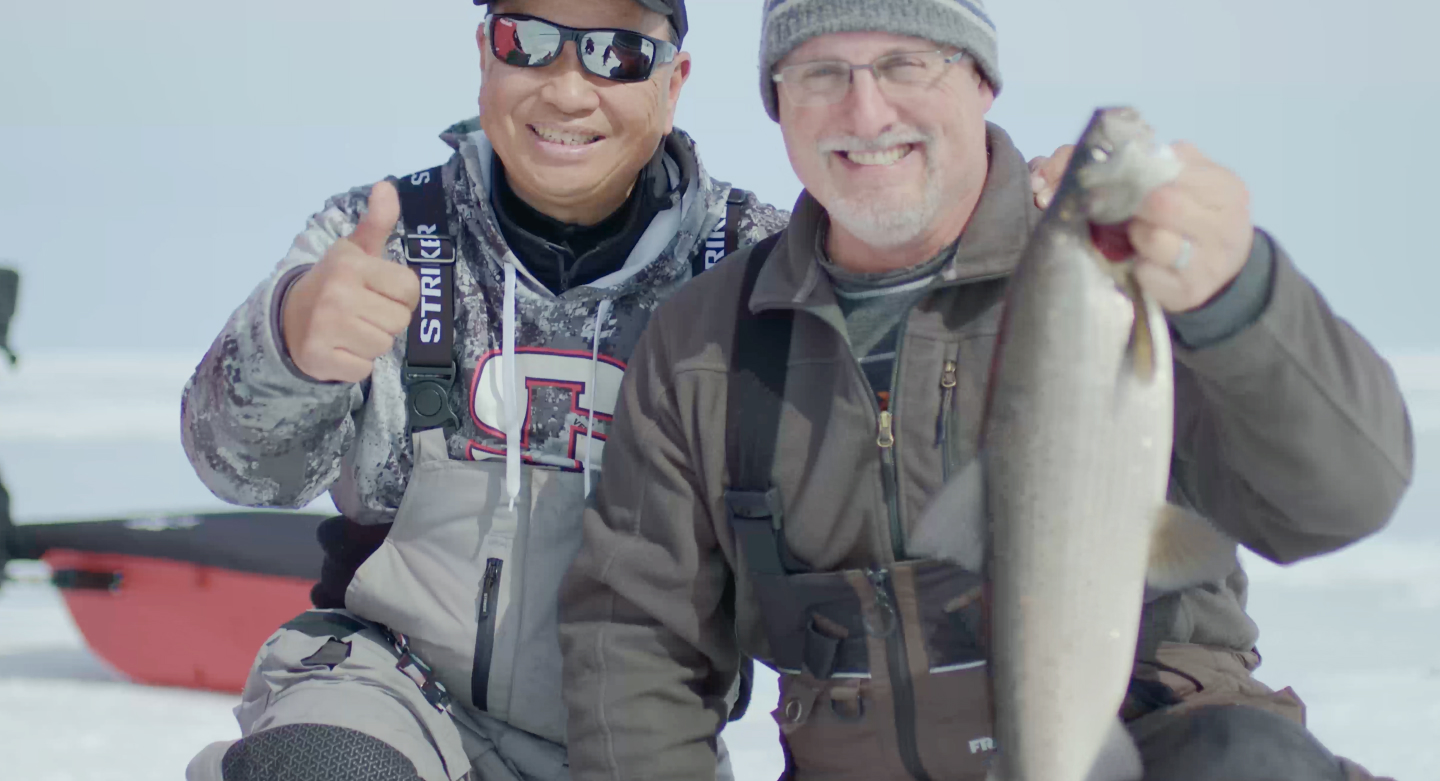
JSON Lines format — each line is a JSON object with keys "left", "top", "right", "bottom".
{"left": 472, "top": 557, "right": 504, "bottom": 711}
{"left": 882, "top": 317, "right": 912, "bottom": 562}
{"left": 835, "top": 318, "right": 909, "bottom": 564}
{"left": 877, "top": 411, "right": 904, "bottom": 563}
{"left": 936, "top": 358, "right": 958, "bottom": 482}
{"left": 868, "top": 568, "right": 932, "bottom": 781}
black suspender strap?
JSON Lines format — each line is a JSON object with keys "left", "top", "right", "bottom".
{"left": 722, "top": 233, "right": 810, "bottom": 577}
{"left": 692, "top": 187, "right": 750, "bottom": 279}
{"left": 720, "top": 231, "right": 784, "bottom": 726}
{"left": 726, "top": 232, "right": 787, "bottom": 489}
{"left": 719, "top": 231, "right": 788, "bottom": 725}
{"left": 394, "top": 166, "right": 459, "bottom": 434}
{"left": 724, "top": 187, "right": 746, "bottom": 257}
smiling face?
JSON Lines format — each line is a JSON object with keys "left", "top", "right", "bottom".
{"left": 776, "top": 31, "right": 994, "bottom": 268}
{"left": 478, "top": 0, "right": 691, "bottom": 225}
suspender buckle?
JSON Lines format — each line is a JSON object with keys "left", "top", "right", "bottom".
{"left": 403, "top": 233, "right": 456, "bottom": 264}
{"left": 384, "top": 628, "right": 453, "bottom": 712}
{"left": 403, "top": 362, "right": 460, "bottom": 434}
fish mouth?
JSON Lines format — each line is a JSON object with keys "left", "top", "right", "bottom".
{"left": 1089, "top": 222, "right": 1135, "bottom": 262}
{"left": 836, "top": 143, "right": 918, "bottom": 167}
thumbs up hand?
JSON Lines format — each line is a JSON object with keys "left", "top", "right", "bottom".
{"left": 281, "top": 180, "right": 421, "bottom": 383}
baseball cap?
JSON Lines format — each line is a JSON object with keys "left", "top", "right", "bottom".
{"left": 472, "top": 0, "right": 688, "bottom": 45}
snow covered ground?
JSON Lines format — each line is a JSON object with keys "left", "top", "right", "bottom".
{"left": 2, "top": 353, "right": 1437, "bottom": 780}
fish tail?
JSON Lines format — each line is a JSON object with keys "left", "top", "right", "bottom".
{"left": 1146, "top": 503, "right": 1239, "bottom": 591}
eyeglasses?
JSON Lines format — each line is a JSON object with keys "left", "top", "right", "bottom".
{"left": 486, "top": 13, "right": 678, "bottom": 84}
{"left": 772, "top": 50, "right": 969, "bottom": 107}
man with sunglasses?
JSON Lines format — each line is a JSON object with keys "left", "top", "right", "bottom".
{"left": 559, "top": 1, "right": 1411, "bottom": 779}
{"left": 180, "top": 2, "right": 789, "bottom": 780}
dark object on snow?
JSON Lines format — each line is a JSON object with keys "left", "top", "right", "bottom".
{"left": 6, "top": 510, "right": 327, "bottom": 579}
{"left": 0, "top": 473, "right": 11, "bottom": 573}
{"left": 0, "top": 267, "right": 17, "bottom": 365}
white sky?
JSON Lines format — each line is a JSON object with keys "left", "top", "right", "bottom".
{"left": 1, "top": 0, "right": 1437, "bottom": 354}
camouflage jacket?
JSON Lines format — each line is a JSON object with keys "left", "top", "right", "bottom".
{"left": 181, "top": 120, "right": 789, "bottom": 524}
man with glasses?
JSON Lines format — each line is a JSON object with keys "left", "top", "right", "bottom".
{"left": 559, "top": 1, "right": 1410, "bottom": 779}
{"left": 181, "top": 2, "right": 787, "bottom": 780}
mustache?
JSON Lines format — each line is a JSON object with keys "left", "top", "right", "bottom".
{"left": 816, "top": 129, "right": 931, "bottom": 154}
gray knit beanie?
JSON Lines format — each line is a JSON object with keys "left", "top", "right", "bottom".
{"left": 759, "top": 0, "right": 1002, "bottom": 121}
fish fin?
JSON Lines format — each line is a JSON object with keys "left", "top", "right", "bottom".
{"left": 1146, "top": 503, "right": 1239, "bottom": 592}
{"left": 908, "top": 457, "right": 986, "bottom": 573}
{"left": 1123, "top": 274, "right": 1156, "bottom": 382}
{"left": 1084, "top": 718, "right": 1144, "bottom": 781}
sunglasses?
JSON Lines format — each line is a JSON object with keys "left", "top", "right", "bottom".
{"left": 486, "top": 14, "right": 678, "bottom": 84}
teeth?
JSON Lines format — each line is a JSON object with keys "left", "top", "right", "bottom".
{"left": 533, "top": 126, "right": 602, "bottom": 146}
{"left": 846, "top": 145, "right": 910, "bottom": 166}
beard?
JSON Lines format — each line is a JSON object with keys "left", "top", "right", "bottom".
{"left": 814, "top": 128, "right": 945, "bottom": 249}
{"left": 824, "top": 167, "right": 945, "bottom": 249}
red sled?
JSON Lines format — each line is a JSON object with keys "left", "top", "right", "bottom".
{"left": 6, "top": 511, "right": 328, "bottom": 694}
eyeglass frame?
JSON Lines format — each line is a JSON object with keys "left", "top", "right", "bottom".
{"left": 771, "top": 49, "right": 970, "bottom": 106}
{"left": 484, "top": 13, "right": 680, "bottom": 84}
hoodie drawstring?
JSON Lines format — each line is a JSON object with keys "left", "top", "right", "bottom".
{"left": 584, "top": 298, "right": 614, "bottom": 497}
{"left": 502, "top": 256, "right": 521, "bottom": 511}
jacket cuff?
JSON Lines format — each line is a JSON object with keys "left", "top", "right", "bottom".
{"left": 268, "top": 263, "right": 346, "bottom": 386}
{"left": 1173, "top": 233, "right": 1308, "bottom": 381}
{"left": 1167, "top": 228, "right": 1276, "bottom": 351}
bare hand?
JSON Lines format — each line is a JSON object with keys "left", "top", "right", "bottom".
{"left": 1127, "top": 143, "right": 1254, "bottom": 313}
{"left": 281, "top": 180, "right": 421, "bottom": 383}
{"left": 1029, "top": 142, "right": 1255, "bottom": 313}
{"left": 1028, "top": 145, "right": 1074, "bottom": 210}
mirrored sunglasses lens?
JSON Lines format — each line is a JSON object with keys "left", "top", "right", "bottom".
{"left": 492, "top": 17, "right": 562, "bottom": 66}
{"left": 578, "top": 31, "right": 656, "bottom": 81}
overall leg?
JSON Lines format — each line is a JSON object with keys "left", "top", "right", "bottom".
{"left": 186, "top": 610, "right": 471, "bottom": 781}
{"left": 1127, "top": 644, "right": 1393, "bottom": 781}
{"left": 1130, "top": 703, "right": 1348, "bottom": 781}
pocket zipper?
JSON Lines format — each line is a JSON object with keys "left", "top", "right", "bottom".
{"left": 472, "top": 557, "right": 504, "bottom": 710}
{"left": 937, "top": 359, "right": 957, "bottom": 480}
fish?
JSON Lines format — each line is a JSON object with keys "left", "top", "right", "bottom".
{"left": 908, "top": 107, "right": 1238, "bottom": 781}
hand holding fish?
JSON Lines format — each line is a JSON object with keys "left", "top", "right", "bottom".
{"left": 1030, "top": 142, "right": 1256, "bottom": 313}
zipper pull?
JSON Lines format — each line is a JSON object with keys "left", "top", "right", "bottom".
{"left": 864, "top": 568, "right": 897, "bottom": 637}
{"left": 479, "top": 558, "right": 503, "bottom": 618}
{"left": 877, "top": 411, "right": 895, "bottom": 449}
{"left": 937, "top": 359, "right": 957, "bottom": 446}
{"left": 867, "top": 568, "right": 890, "bottom": 596}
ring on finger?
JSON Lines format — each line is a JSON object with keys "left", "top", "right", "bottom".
{"left": 1172, "top": 238, "right": 1194, "bottom": 271}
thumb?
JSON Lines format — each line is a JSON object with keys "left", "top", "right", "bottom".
{"left": 349, "top": 179, "right": 401, "bottom": 257}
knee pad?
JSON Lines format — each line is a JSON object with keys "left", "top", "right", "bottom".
{"left": 221, "top": 724, "right": 423, "bottom": 781}
{"left": 1141, "top": 705, "right": 1346, "bottom": 781}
